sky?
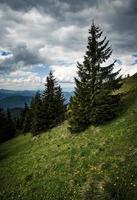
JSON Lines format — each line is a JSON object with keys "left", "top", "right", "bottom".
{"left": 0, "top": 0, "right": 137, "bottom": 91}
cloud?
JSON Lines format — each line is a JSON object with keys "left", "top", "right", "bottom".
{"left": 0, "top": 44, "right": 42, "bottom": 74}
{"left": 50, "top": 64, "right": 77, "bottom": 83}
{"left": 116, "top": 55, "right": 137, "bottom": 76}
{"left": 9, "top": 70, "right": 32, "bottom": 77}
{"left": 0, "top": 0, "right": 137, "bottom": 90}
{"left": 0, "top": 70, "right": 42, "bottom": 90}
{"left": 39, "top": 44, "right": 84, "bottom": 65}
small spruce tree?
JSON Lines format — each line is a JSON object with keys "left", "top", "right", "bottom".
{"left": 54, "top": 85, "right": 66, "bottom": 125}
{"left": 68, "top": 22, "right": 122, "bottom": 132}
{"left": 42, "top": 71, "right": 65, "bottom": 129}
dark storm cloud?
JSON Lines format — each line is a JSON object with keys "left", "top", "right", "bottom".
{"left": 0, "top": 0, "right": 137, "bottom": 54}
{"left": 60, "top": 0, "right": 97, "bottom": 11}
{"left": 125, "top": 0, "right": 137, "bottom": 14}
{"left": 0, "top": 0, "right": 137, "bottom": 86}
{"left": 0, "top": 44, "right": 41, "bottom": 74}
{"left": 0, "top": 0, "right": 69, "bottom": 19}
{"left": 0, "top": 0, "right": 97, "bottom": 12}
{"left": 0, "top": 0, "right": 32, "bottom": 11}
{"left": 103, "top": 0, "right": 137, "bottom": 54}
{"left": 1, "top": 0, "right": 137, "bottom": 37}
{"left": 12, "top": 44, "right": 41, "bottom": 65}
{"left": 109, "top": 0, "right": 137, "bottom": 33}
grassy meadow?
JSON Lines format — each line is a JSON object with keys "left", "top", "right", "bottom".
{"left": 0, "top": 74, "right": 137, "bottom": 200}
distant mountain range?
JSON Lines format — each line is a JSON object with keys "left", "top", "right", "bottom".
{"left": 0, "top": 95, "right": 32, "bottom": 109}
{"left": 0, "top": 89, "right": 73, "bottom": 110}
{"left": 0, "top": 89, "right": 36, "bottom": 100}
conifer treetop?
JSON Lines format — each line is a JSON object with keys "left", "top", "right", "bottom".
{"left": 85, "top": 22, "right": 112, "bottom": 64}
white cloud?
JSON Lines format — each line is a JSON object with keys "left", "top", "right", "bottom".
{"left": 0, "top": 70, "right": 42, "bottom": 90}
{"left": 120, "top": 55, "right": 135, "bottom": 66}
{"left": 116, "top": 55, "right": 137, "bottom": 76}
{"left": 8, "top": 70, "right": 42, "bottom": 84}
{"left": 49, "top": 64, "right": 77, "bottom": 83}
{"left": 23, "top": 8, "right": 55, "bottom": 24}
{"left": 39, "top": 44, "right": 83, "bottom": 64}
{"left": 9, "top": 70, "right": 32, "bottom": 77}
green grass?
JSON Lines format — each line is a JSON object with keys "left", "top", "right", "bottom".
{"left": 0, "top": 76, "right": 137, "bottom": 199}
{"left": 120, "top": 73, "right": 137, "bottom": 93}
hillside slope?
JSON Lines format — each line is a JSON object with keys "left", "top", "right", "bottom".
{"left": 121, "top": 73, "right": 137, "bottom": 92}
{"left": 0, "top": 75, "right": 137, "bottom": 200}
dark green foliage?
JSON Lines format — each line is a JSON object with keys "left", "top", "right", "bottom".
{"left": 68, "top": 22, "right": 122, "bottom": 132}
{"left": 0, "top": 108, "right": 8, "bottom": 143}
{"left": 19, "top": 103, "right": 29, "bottom": 129}
{"left": 31, "top": 91, "right": 44, "bottom": 136}
{"left": 0, "top": 108, "right": 16, "bottom": 143}
{"left": 54, "top": 85, "right": 66, "bottom": 124}
{"left": 6, "top": 109, "right": 16, "bottom": 136}
{"left": 17, "top": 103, "right": 31, "bottom": 134}
{"left": 22, "top": 109, "right": 31, "bottom": 134}
{"left": 15, "top": 117, "right": 21, "bottom": 131}
{"left": 30, "top": 72, "right": 65, "bottom": 136}
{"left": 42, "top": 72, "right": 57, "bottom": 129}
{"left": 14, "top": 72, "right": 65, "bottom": 136}
{"left": 22, "top": 103, "right": 31, "bottom": 133}
{"left": 42, "top": 71, "right": 65, "bottom": 130}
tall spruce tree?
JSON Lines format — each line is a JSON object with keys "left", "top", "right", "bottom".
{"left": 42, "top": 71, "right": 65, "bottom": 129}
{"left": 68, "top": 22, "right": 122, "bottom": 132}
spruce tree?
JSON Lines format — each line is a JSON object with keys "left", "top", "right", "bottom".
{"left": 54, "top": 85, "right": 66, "bottom": 125}
{"left": 42, "top": 71, "right": 65, "bottom": 129}
{"left": 42, "top": 71, "right": 55, "bottom": 129}
{"left": 68, "top": 22, "right": 122, "bottom": 132}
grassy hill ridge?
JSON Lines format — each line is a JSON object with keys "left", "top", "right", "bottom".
{"left": 0, "top": 74, "right": 137, "bottom": 199}
{"left": 121, "top": 73, "right": 137, "bottom": 92}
